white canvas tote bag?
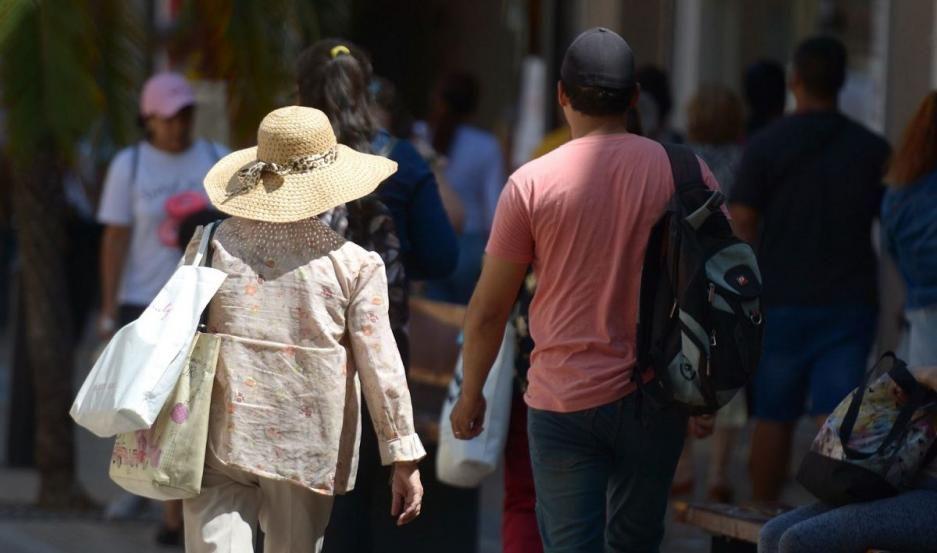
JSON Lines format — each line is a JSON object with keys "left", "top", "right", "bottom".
{"left": 437, "top": 324, "right": 516, "bottom": 488}
{"left": 71, "top": 223, "right": 226, "bottom": 437}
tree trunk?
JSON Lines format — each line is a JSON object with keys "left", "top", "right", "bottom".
{"left": 11, "top": 146, "right": 89, "bottom": 509}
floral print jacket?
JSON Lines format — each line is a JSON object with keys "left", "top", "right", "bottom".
{"left": 186, "top": 218, "right": 425, "bottom": 495}
{"left": 321, "top": 196, "right": 409, "bottom": 364}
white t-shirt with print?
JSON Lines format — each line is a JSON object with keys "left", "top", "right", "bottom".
{"left": 97, "top": 139, "right": 229, "bottom": 306}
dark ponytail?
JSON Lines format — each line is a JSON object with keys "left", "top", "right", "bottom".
{"left": 297, "top": 39, "right": 377, "bottom": 153}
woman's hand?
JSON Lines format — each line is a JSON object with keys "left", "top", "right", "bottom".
{"left": 450, "top": 392, "right": 486, "bottom": 440}
{"left": 391, "top": 461, "right": 423, "bottom": 526}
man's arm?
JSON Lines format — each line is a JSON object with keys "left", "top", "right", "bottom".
{"left": 728, "top": 203, "right": 761, "bottom": 245}
{"left": 450, "top": 254, "right": 527, "bottom": 439}
{"left": 726, "top": 136, "right": 768, "bottom": 245}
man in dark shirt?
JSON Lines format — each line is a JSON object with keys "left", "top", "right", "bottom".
{"left": 729, "top": 36, "right": 890, "bottom": 501}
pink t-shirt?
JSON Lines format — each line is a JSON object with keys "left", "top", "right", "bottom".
{"left": 487, "top": 133, "right": 721, "bottom": 412}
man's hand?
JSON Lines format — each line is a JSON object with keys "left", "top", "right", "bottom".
{"left": 452, "top": 255, "right": 526, "bottom": 441}
{"left": 391, "top": 462, "right": 423, "bottom": 526}
{"left": 689, "top": 415, "right": 716, "bottom": 439}
{"left": 728, "top": 204, "right": 760, "bottom": 245}
{"left": 450, "top": 392, "right": 487, "bottom": 440}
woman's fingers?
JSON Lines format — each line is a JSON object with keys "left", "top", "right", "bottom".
{"left": 391, "top": 487, "right": 403, "bottom": 517}
{"left": 396, "top": 487, "right": 423, "bottom": 526}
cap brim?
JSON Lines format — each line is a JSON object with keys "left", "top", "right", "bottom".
{"left": 144, "top": 96, "right": 196, "bottom": 119}
{"left": 204, "top": 144, "right": 397, "bottom": 223}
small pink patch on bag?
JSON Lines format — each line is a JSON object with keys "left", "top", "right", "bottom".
{"left": 149, "top": 447, "right": 162, "bottom": 468}
{"left": 171, "top": 403, "right": 189, "bottom": 424}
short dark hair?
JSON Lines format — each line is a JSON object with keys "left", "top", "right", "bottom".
{"left": 793, "top": 36, "right": 847, "bottom": 100}
{"left": 561, "top": 78, "right": 635, "bottom": 117}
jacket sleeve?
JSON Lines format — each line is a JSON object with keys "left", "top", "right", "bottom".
{"left": 347, "top": 253, "right": 426, "bottom": 465}
{"left": 400, "top": 143, "right": 459, "bottom": 280}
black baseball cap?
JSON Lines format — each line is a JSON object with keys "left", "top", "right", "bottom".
{"left": 561, "top": 27, "right": 636, "bottom": 90}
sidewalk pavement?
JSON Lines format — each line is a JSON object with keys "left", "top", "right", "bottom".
{"left": 0, "top": 324, "right": 815, "bottom": 553}
{"left": 0, "top": 420, "right": 816, "bottom": 553}
{"left": 0, "top": 463, "right": 172, "bottom": 553}
{"left": 0, "top": 326, "right": 176, "bottom": 553}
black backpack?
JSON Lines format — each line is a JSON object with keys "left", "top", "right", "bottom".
{"left": 635, "top": 144, "right": 764, "bottom": 415}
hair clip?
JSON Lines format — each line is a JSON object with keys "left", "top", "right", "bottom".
{"left": 330, "top": 45, "right": 351, "bottom": 59}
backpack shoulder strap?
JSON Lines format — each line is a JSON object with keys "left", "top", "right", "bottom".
{"left": 130, "top": 142, "right": 141, "bottom": 190}
{"left": 662, "top": 143, "right": 703, "bottom": 195}
{"left": 662, "top": 143, "right": 727, "bottom": 229}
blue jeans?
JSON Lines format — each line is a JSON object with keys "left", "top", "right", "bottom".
{"left": 907, "top": 305, "right": 937, "bottom": 366}
{"left": 527, "top": 395, "right": 687, "bottom": 553}
{"left": 754, "top": 304, "right": 877, "bottom": 421}
{"left": 758, "top": 491, "right": 937, "bottom": 553}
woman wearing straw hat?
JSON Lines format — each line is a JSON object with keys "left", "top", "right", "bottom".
{"left": 182, "top": 106, "right": 426, "bottom": 553}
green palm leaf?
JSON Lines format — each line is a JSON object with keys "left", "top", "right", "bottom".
{"left": 90, "top": 0, "right": 146, "bottom": 149}
{"left": 0, "top": 0, "right": 100, "bottom": 165}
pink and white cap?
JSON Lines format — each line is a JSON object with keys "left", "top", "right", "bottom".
{"left": 140, "top": 72, "right": 196, "bottom": 118}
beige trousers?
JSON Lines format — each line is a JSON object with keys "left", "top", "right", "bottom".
{"left": 184, "top": 452, "right": 334, "bottom": 553}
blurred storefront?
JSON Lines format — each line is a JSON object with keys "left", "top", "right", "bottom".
{"left": 382, "top": 0, "right": 936, "bottom": 164}
{"left": 140, "top": 1, "right": 937, "bottom": 164}
{"left": 556, "top": 0, "right": 935, "bottom": 143}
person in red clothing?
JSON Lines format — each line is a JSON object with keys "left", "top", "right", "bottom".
{"left": 503, "top": 272, "right": 543, "bottom": 553}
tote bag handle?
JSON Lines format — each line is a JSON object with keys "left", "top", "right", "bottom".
{"left": 190, "top": 221, "right": 221, "bottom": 268}
{"left": 839, "top": 353, "right": 929, "bottom": 460}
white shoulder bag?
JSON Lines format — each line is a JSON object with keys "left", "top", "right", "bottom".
{"left": 71, "top": 222, "right": 227, "bottom": 437}
{"left": 436, "top": 324, "right": 516, "bottom": 488}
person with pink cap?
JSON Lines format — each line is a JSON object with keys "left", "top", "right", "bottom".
{"left": 96, "top": 71, "right": 229, "bottom": 545}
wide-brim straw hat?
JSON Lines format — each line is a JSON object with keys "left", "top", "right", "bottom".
{"left": 204, "top": 106, "right": 397, "bottom": 223}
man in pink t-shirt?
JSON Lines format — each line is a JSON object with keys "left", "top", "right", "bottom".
{"left": 450, "top": 28, "right": 718, "bottom": 552}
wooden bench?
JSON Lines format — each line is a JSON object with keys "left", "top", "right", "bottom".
{"left": 673, "top": 501, "right": 908, "bottom": 553}
{"left": 673, "top": 501, "right": 790, "bottom": 553}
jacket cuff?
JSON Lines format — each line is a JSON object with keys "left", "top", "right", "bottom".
{"left": 378, "top": 433, "right": 427, "bottom": 466}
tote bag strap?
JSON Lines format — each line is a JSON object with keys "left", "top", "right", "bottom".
{"left": 191, "top": 221, "right": 221, "bottom": 267}
{"left": 839, "top": 354, "right": 925, "bottom": 460}
{"left": 196, "top": 220, "right": 223, "bottom": 333}
{"left": 839, "top": 353, "right": 896, "bottom": 444}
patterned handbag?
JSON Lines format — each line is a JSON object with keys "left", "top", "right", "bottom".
{"left": 108, "top": 331, "right": 220, "bottom": 500}
{"left": 797, "top": 353, "right": 937, "bottom": 505}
